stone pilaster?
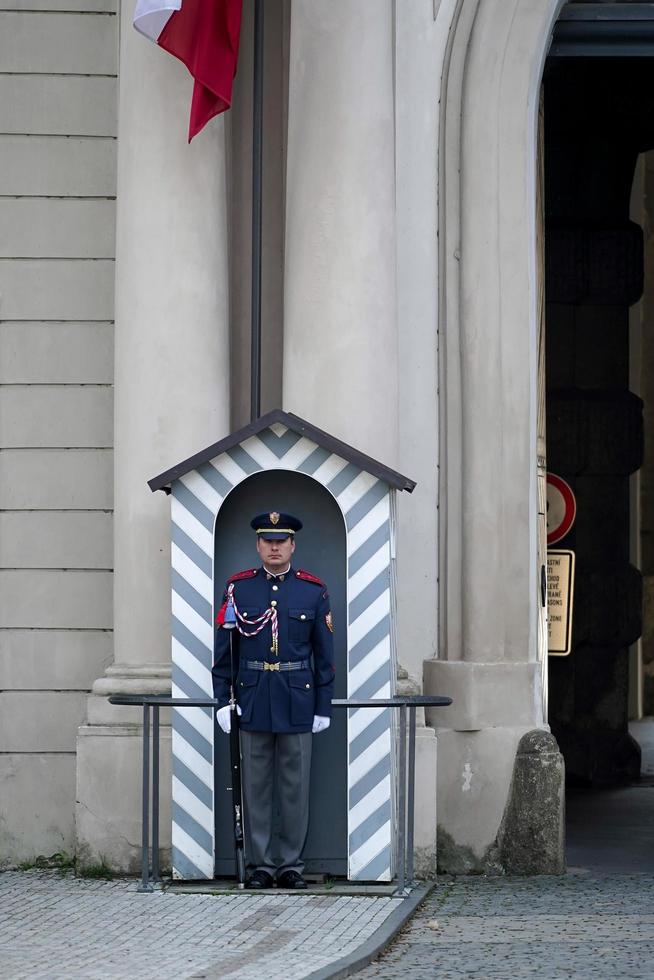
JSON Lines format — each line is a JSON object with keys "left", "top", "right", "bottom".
{"left": 424, "top": 0, "right": 566, "bottom": 872}
{"left": 76, "top": 5, "right": 230, "bottom": 870}
{"left": 284, "top": 2, "right": 440, "bottom": 872}
{"left": 283, "top": 0, "right": 398, "bottom": 466}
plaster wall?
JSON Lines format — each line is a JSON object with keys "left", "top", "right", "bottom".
{"left": 0, "top": 1, "right": 117, "bottom": 865}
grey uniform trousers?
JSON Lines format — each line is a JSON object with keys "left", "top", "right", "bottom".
{"left": 240, "top": 729, "right": 312, "bottom": 876}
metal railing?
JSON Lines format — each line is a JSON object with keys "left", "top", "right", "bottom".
{"left": 108, "top": 693, "right": 452, "bottom": 895}
{"left": 109, "top": 695, "right": 218, "bottom": 891}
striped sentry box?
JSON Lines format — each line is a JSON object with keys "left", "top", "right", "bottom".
{"left": 151, "top": 412, "right": 416, "bottom": 881}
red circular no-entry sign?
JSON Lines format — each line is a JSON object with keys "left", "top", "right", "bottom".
{"left": 546, "top": 473, "right": 576, "bottom": 546}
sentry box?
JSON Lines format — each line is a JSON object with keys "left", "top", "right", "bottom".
{"left": 149, "top": 410, "right": 415, "bottom": 882}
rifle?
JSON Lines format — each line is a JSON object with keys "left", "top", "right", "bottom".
{"left": 226, "top": 625, "right": 246, "bottom": 887}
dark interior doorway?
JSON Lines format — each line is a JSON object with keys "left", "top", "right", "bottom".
{"left": 544, "top": 54, "right": 652, "bottom": 786}
{"left": 544, "top": 21, "right": 654, "bottom": 868}
{"left": 212, "top": 469, "right": 348, "bottom": 876}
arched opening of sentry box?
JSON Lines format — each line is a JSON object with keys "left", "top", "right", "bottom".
{"left": 212, "top": 469, "right": 348, "bottom": 877}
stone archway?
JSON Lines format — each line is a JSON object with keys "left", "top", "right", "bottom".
{"left": 425, "top": 0, "right": 567, "bottom": 871}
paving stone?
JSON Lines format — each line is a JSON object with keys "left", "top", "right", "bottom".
{"left": 5, "top": 868, "right": 654, "bottom": 979}
{"left": 357, "top": 874, "right": 654, "bottom": 980}
{"left": 0, "top": 870, "right": 395, "bottom": 979}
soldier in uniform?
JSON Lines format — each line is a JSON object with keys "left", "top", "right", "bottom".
{"left": 212, "top": 511, "right": 335, "bottom": 889}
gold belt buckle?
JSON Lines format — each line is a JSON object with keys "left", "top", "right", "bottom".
{"left": 264, "top": 662, "right": 280, "bottom": 672}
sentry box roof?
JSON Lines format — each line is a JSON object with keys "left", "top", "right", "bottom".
{"left": 148, "top": 409, "right": 416, "bottom": 495}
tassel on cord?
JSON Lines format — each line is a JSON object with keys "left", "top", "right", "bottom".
{"left": 224, "top": 595, "right": 237, "bottom": 629}
{"left": 216, "top": 591, "right": 237, "bottom": 629}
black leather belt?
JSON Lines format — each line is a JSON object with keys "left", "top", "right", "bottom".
{"left": 244, "top": 660, "right": 310, "bottom": 672}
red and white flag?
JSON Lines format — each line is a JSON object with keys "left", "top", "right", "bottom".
{"left": 134, "top": 0, "right": 243, "bottom": 142}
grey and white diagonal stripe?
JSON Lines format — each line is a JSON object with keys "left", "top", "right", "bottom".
{"left": 169, "top": 422, "right": 394, "bottom": 881}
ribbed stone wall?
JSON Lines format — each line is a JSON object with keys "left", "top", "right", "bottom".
{"left": 0, "top": 1, "right": 117, "bottom": 862}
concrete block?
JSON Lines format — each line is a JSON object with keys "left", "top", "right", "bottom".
{"left": 0, "top": 259, "right": 115, "bottom": 320}
{"left": 413, "top": 727, "right": 438, "bottom": 877}
{"left": 0, "top": 511, "right": 113, "bottom": 568}
{"left": 0, "top": 754, "right": 76, "bottom": 867}
{"left": 0, "top": 449, "right": 113, "bottom": 509}
{"left": 0, "top": 323, "right": 113, "bottom": 384}
{"left": 0, "top": 136, "right": 116, "bottom": 197}
{"left": 0, "top": 692, "right": 87, "bottom": 751}
{"left": 0, "top": 12, "right": 117, "bottom": 75}
{"left": 396, "top": 666, "right": 439, "bottom": 875}
{"left": 434, "top": 726, "right": 534, "bottom": 874}
{"left": 0, "top": 629, "right": 112, "bottom": 690}
{"left": 0, "top": 386, "right": 113, "bottom": 448}
{"left": 424, "top": 659, "right": 542, "bottom": 730}
{"left": 0, "top": 200, "right": 115, "bottom": 259}
{"left": 0, "top": 570, "right": 113, "bottom": 628}
{"left": 0, "top": 76, "right": 116, "bottom": 136}
{"left": 76, "top": 726, "right": 172, "bottom": 872}
{"left": 0, "top": 1, "right": 115, "bottom": 10}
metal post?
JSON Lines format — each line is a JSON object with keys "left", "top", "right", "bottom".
{"left": 250, "top": 0, "right": 264, "bottom": 422}
{"left": 138, "top": 701, "right": 153, "bottom": 892}
{"left": 394, "top": 703, "right": 408, "bottom": 897}
{"left": 151, "top": 703, "right": 160, "bottom": 883}
{"left": 406, "top": 705, "right": 417, "bottom": 886}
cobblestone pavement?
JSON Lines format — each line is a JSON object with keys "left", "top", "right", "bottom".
{"left": 357, "top": 873, "right": 654, "bottom": 980}
{"left": 0, "top": 870, "right": 396, "bottom": 980}
{"left": 5, "top": 870, "right": 654, "bottom": 980}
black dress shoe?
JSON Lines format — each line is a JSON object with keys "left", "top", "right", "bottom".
{"left": 245, "top": 869, "right": 274, "bottom": 889}
{"left": 276, "top": 869, "right": 307, "bottom": 889}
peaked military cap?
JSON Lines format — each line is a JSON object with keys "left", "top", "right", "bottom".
{"left": 251, "top": 511, "right": 303, "bottom": 540}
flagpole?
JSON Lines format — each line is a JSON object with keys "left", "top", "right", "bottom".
{"left": 250, "top": 0, "right": 264, "bottom": 423}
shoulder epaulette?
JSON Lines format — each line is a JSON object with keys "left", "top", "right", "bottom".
{"left": 295, "top": 569, "right": 325, "bottom": 587}
{"left": 228, "top": 568, "right": 258, "bottom": 583}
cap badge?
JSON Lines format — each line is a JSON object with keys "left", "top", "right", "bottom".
{"left": 270, "top": 511, "right": 280, "bottom": 525}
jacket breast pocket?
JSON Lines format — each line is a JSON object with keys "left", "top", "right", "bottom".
{"left": 289, "top": 673, "right": 315, "bottom": 727}
{"left": 288, "top": 608, "right": 315, "bottom": 644}
{"left": 236, "top": 673, "right": 259, "bottom": 724}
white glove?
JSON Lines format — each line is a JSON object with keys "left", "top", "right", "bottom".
{"left": 312, "top": 715, "right": 330, "bottom": 734}
{"left": 216, "top": 704, "right": 242, "bottom": 734}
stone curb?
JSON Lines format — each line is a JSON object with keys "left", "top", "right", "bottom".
{"left": 304, "top": 882, "right": 435, "bottom": 980}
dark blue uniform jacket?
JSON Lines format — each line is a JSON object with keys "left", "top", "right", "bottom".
{"left": 212, "top": 566, "right": 335, "bottom": 734}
